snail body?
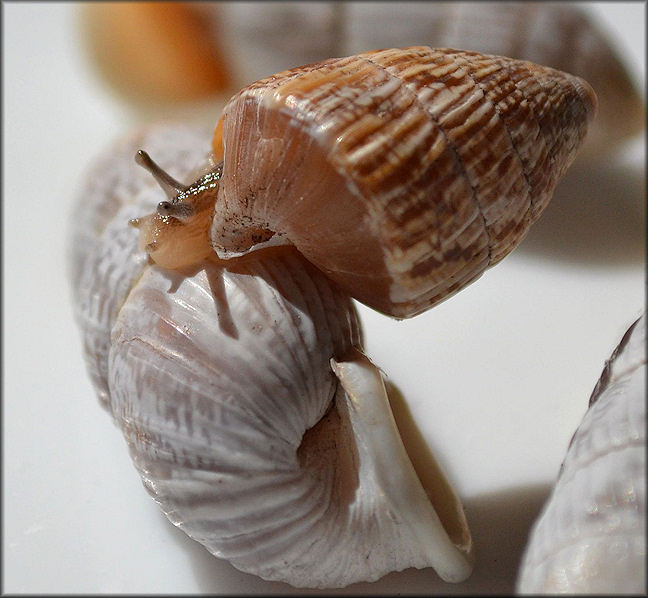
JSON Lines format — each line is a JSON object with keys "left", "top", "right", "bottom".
{"left": 517, "top": 313, "right": 646, "bottom": 593}
{"left": 136, "top": 46, "right": 595, "bottom": 318}
{"left": 69, "top": 124, "right": 473, "bottom": 588}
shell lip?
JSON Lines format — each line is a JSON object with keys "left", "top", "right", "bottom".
{"left": 332, "top": 348, "right": 475, "bottom": 582}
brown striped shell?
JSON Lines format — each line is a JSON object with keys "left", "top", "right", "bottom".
{"left": 131, "top": 46, "right": 595, "bottom": 318}
{"left": 204, "top": 46, "right": 596, "bottom": 318}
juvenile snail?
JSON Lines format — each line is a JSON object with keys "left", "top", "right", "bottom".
{"left": 517, "top": 312, "right": 646, "bottom": 594}
{"left": 70, "top": 48, "right": 595, "bottom": 588}
{"left": 132, "top": 46, "right": 596, "bottom": 318}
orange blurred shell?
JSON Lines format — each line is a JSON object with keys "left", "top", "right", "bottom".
{"left": 80, "top": 2, "right": 231, "bottom": 105}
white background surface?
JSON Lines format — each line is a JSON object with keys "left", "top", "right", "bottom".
{"left": 3, "top": 2, "right": 645, "bottom": 594}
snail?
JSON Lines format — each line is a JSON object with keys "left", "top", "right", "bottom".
{"left": 516, "top": 312, "right": 646, "bottom": 594}
{"left": 132, "top": 46, "right": 596, "bottom": 318}
{"left": 69, "top": 48, "right": 595, "bottom": 587}
{"left": 69, "top": 123, "right": 474, "bottom": 588}
{"left": 79, "top": 2, "right": 641, "bottom": 158}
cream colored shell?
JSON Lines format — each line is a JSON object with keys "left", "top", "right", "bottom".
{"left": 211, "top": 46, "right": 596, "bottom": 318}
{"left": 517, "top": 313, "right": 646, "bottom": 593}
{"left": 67, "top": 123, "right": 213, "bottom": 408}
{"left": 68, "top": 124, "right": 474, "bottom": 588}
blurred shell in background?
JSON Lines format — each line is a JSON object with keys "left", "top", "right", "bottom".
{"left": 79, "top": 2, "right": 232, "bottom": 104}
{"left": 79, "top": 1, "right": 644, "bottom": 158}
{"left": 516, "top": 313, "right": 646, "bottom": 594}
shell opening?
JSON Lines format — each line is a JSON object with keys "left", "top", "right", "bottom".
{"left": 294, "top": 349, "right": 476, "bottom": 584}
{"left": 298, "top": 368, "right": 473, "bottom": 570}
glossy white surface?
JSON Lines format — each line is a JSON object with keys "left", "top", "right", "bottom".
{"left": 3, "top": 2, "right": 645, "bottom": 594}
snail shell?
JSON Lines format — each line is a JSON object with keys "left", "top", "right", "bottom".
{"left": 516, "top": 312, "right": 646, "bottom": 593}
{"left": 79, "top": 2, "right": 232, "bottom": 105}
{"left": 69, "top": 124, "right": 474, "bottom": 588}
{"left": 131, "top": 47, "right": 595, "bottom": 319}
{"left": 206, "top": 46, "right": 596, "bottom": 318}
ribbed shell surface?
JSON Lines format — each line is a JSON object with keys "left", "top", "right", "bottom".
{"left": 516, "top": 313, "right": 646, "bottom": 593}
{"left": 212, "top": 46, "right": 596, "bottom": 318}
{"left": 107, "top": 258, "right": 475, "bottom": 587}
{"left": 69, "top": 123, "right": 474, "bottom": 588}
{"left": 108, "top": 254, "right": 432, "bottom": 588}
{"left": 343, "top": 2, "right": 643, "bottom": 158}
{"left": 67, "top": 124, "right": 212, "bottom": 408}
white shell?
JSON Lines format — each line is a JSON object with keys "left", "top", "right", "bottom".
{"left": 67, "top": 123, "right": 212, "bottom": 409}
{"left": 516, "top": 312, "right": 646, "bottom": 594}
{"left": 108, "top": 257, "right": 473, "bottom": 587}
{"left": 68, "top": 124, "right": 474, "bottom": 588}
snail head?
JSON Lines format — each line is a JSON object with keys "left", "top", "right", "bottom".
{"left": 129, "top": 150, "right": 222, "bottom": 269}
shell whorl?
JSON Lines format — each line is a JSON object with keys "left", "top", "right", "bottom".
{"left": 108, "top": 255, "right": 473, "bottom": 587}
{"left": 211, "top": 46, "right": 596, "bottom": 318}
{"left": 69, "top": 123, "right": 474, "bottom": 588}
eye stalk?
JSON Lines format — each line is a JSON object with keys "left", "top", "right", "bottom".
{"left": 130, "top": 150, "right": 221, "bottom": 270}
{"left": 135, "top": 149, "right": 187, "bottom": 199}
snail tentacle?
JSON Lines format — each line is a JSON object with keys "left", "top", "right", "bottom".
{"left": 135, "top": 149, "right": 188, "bottom": 198}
